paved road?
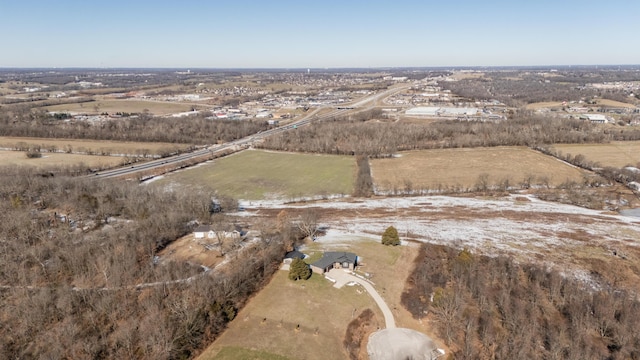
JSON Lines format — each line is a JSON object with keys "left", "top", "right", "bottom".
{"left": 92, "top": 84, "right": 410, "bottom": 180}
{"left": 326, "top": 268, "right": 396, "bottom": 328}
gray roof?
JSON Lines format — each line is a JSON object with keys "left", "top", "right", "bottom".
{"left": 312, "top": 252, "right": 357, "bottom": 269}
{"left": 284, "top": 250, "right": 305, "bottom": 259}
{"left": 194, "top": 225, "right": 214, "bottom": 232}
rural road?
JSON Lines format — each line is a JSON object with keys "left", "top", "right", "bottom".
{"left": 92, "top": 84, "right": 410, "bottom": 179}
{"left": 326, "top": 268, "right": 396, "bottom": 328}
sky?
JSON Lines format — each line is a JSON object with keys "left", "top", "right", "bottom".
{"left": 1, "top": 0, "right": 639, "bottom": 68}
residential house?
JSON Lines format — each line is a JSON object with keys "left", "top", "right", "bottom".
{"left": 311, "top": 252, "right": 358, "bottom": 274}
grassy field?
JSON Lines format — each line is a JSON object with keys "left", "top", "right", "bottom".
{"left": 0, "top": 136, "right": 191, "bottom": 156}
{"left": 371, "top": 146, "right": 588, "bottom": 191}
{"left": 212, "top": 347, "right": 291, "bottom": 360}
{"left": 595, "top": 98, "right": 637, "bottom": 108}
{"left": 155, "top": 149, "right": 355, "bottom": 200}
{"left": 524, "top": 101, "right": 564, "bottom": 110}
{"left": 42, "top": 99, "right": 199, "bottom": 115}
{"left": 0, "top": 150, "right": 124, "bottom": 168}
{"left": 552, "top": 141, "right": 640, "bottom": 168}
{"left": 197, "top": 265, "right": 379, "bottom": 360}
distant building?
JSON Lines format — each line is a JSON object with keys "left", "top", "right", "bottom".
{"left": 579, "top": 114, "right": 609, "bottom": 123}
{"left": 405, "top": 107, "right": 440, "bottom": 116}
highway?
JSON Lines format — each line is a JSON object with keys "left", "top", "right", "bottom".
{"left": 92, "top": 84, "right": 409, "bottom": 179}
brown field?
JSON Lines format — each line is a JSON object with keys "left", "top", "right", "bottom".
{"left": 42, "top": 99, "right": 201, "bottom": 115}
{"left": 449, "top": 72, "right": 485, "bottom": 80}
{"left": 524, "top": 101, "right": 564, "bottom": 110}
{"left": 371, "top": 147, "right": 588, "bottom": 191}
{"left": 595, "top": 98, "right": 637, "bottom": 108}
{"left": 0, "top": 136, "right": 191, "bottom": 156}
{"left": 552, "top": 141, "right": 640, "bottom": 168}
{"left": 0, "top": 150, "right": 124, "bottom": 168}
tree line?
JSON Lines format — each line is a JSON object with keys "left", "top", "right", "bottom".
{"left": 402, "top": 244, "right": 640, "bottom": 359}
{"left": 0, "top": 167, "right": 292, "bottom": 359}
{"left": 0, "top": 109, "right": 268, "bottom": 145}
{"left": 258, "top": 113, "right": 640, "bottom": 157}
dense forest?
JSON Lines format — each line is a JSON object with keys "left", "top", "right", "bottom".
{"left": 0, "top": 168, "right": 291, "bottom": 359}
{"left": 402, "top": 244, "right": 640, "bottom": 359}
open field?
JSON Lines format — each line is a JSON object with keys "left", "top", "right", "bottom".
{"left": 524, "top": 101, "right": 564, "bottom": 110}
{"left": 371, "top": 147, "right": 588, "bottom": 191}
{"left": 552, "top": 141, "right": 640, "bottom": 168}
{"left": 0, "top": 150, "right": 124, "bottom": 168}
{"left": 248, "top": 194, "right": 640, "bottom": 291}
{"left": 155, "top": 149, "right": 355, "bottom": 200}
{"left": 595, "top": 98, "right": 638, "bottom": 108}
{"left": 197, "top": 263, "right": 379, "bottom": 360}
{"left": 42, "top": 99, "right": 200, "bottom": 115}
{"left": 211, "top": 347, "right": 290, "bottom": 360}
{"left": 0, "top": 136, "right": 191, "bottom": 156}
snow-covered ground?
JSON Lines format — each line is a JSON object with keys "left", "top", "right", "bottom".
{"left": 248, "top": 194, "right": 640, "bottom": 274}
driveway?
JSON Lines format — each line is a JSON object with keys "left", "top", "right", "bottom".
{"left": 326, "top": 269, "right": 396, "bottom": 328}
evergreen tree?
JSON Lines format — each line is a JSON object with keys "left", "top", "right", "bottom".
{"left": 381, "top": 226, "right": 400, "bottom": 246}
{"left": 288, "top": 257, "right": 311, "bottom": 280}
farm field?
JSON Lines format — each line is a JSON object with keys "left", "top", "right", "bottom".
{"left": 0, "top": 136, "right": 191, "bottom": 156}
{"left": 552, "top": 141, "right": 640, "bottom": 168}
{"left": 0, "top": 150, "right": 124, "bottom": 168}
{"left": 154, "top": 149, "right": 355, "bottom": 200}
{"left": 371, "top": 146, "right": 588, "bottom": 191}
{"left": 42, "top": 99, "right": 200, "bottom": 115}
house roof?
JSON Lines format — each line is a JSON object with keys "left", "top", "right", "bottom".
{"left": 194, "top": 225, "right": 214, "bottom": 232}
{"left": 312, "top": 252, "right": 357, "bottom": 269}
{"left": 284, "top": 250, "right": 305, "bottom": 259}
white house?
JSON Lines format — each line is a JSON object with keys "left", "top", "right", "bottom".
{"left": 193, "top": 225, "right": 241, "bottom": 240}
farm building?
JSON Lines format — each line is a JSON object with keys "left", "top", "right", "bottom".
{"left": 193, "top": 225, "right": 241, "bottom": 240}
{"left": 311, "top": 252, "right": 358, "bottom": 274}
{"left": 579, "top": 114, "right": 609, "bottom": 123}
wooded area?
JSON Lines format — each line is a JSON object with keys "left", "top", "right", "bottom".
{"left": 402, "top": 244, "right": 640, "bottom": 359}
{"left": 259, "top": 114, "right": 640, "bottom": 157}
{"left": 0, "top": 168, "right": 291, "bottom": 359}
{"left": 0, "top": 109, "right": 268, "bottom": 145}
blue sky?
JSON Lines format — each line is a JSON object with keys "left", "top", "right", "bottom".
{"left": 1, "top": 0, "right": 638, "bottom": 68}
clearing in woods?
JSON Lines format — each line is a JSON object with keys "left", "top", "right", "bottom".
{"left": 552, "top": 141, "right": 640, "bottom": 168}
{"left": 370, "top": 146, "right": 588, "bottom": 191}
{"left": 154, "top": 149, "right": 356, "bottom": 200}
